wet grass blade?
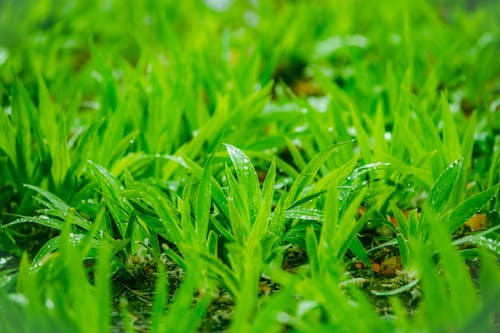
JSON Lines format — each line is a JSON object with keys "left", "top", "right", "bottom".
{"left": 445, "top": 185, "right": 498, "bottom": 233}
{"left": 225, "top": 143, "right": 261, "bottom": 222}
{"left": 286, "top": 141, "right": 354, "bottom": 207}
{"left": 423, "top": 159, "right": 463, "bottom": 218}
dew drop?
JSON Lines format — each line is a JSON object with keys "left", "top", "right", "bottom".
{"left": 9, "top": 293, "right": 28, "bottom": 306}
{"left": 45, "top": 298, "right": 55, "bottom": 310}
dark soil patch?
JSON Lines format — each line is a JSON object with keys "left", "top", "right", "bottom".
{"left": 198, "top": 288, "right": 234, "bottom": 332}
{"left": 111, "top": 255, "right": 184, "bottom": 333}
{"left": 282, "top": 246, "right": 308, "bottom": 272}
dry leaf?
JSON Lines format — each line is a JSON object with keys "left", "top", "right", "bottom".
{"left": 465, "top": 213, "right": 488, "bottom": 231}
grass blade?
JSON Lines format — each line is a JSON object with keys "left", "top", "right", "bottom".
{"left": 287, "top": 141, "right": 354, "bottom": 206}
{"left": 225, "top": 143, "right": 261, "bottom": 221}
{"left": 423, "top": 159, "right": 463, "bottom": 216}
{"left": 445, "top": 185, "right": 498, "bottom": 233}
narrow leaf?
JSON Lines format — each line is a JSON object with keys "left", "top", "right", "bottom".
{"left": 225, "top": 143, "right": 261, "bottom": 221}
{"left": 445, "top": 185, "right": 498, "bottom": 233}
{"left": 423, "top": 159, "right": 463, "bottom": 215}
{"left": 287, "top": 141, "right": 354, "bottom": 206}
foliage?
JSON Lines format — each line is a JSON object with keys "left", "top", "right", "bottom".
{"left": 0, "top": 0, "right": 499, "bottom": 332}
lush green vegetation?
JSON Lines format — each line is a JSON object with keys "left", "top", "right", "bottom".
{"left": 0, "top": 0, "right": 499, "bottom": 332}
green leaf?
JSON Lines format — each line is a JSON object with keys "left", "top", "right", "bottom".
{"left": 6, "top": 215, "right": 63, "bottom": 231}
{"left": 197, "top": 251, "right": 239, "bottom": 298}
{"left": 108, "top": 130, "right": 140, "bottom": 169}
{"left": 284, "top": 136, "right": 307, "bottom": 170}
{"left": 5, "top": 185, "right": 91, "bottom": 231}
{"left": 88, "top": 161, "right": 131, "bottom": 235}
{"left": 179, "top": 153, "right": 229, "bottom": 218}
{"left": 126, "top": 183, "right": 183, "bottom": 245}
{"left": 95, "top": 240, "right": 112, "bottom": 333}
{"left": 268, "top": 191, "right": 288, "bottom": 239}
{"left": 225, "top": 143, "right": 261, "bottom": 221}
{"left": 336, "top": 192, "right": 369, "bottom": 261}
{"left": 285, "top": 208, "right": 323, "bottom": 221}
{"left": 195, "top": 157, "right": 212, "bottom": 242}
{"left": 287, "top": 141, "right": 354, "bottom": 206}
{"left": 287, "top": 191, "right": 326, "bottom": 210}
{"left": 306, "top": 226, "right": 320, "bottom": 279}
{"left": 150, "top": 263, "right": 168, "bottom": 333}
{"left": 372, "top": 279, "right": 419, "bottom": 296}
{"left": 397, "top": 234, "right": 410, "bottom": 268}
{"left": 225, "top": 164, "right": 251, "bottom": 242}
{"left": 423, "top": 159, "right": 463, "bottom": 215}
{"left": 445, "top": 185, "right": 498, "bottom": 233}
{"left": 0, "top": 102, "right": 16, "bottom": 164}
{"left": 24, "top": 184, "right": 71, "bottom": 212}
{"left": 440, "top": 94, "right": 461, "bottom": 163}
{"left": 248, "top": 159, "right": 276, "bottom": 247}
{"left": 349, "top": 236, "right": 371, "bottom": 268}
{"left": 70, "top": 117, "right": 104, "bottom": 174}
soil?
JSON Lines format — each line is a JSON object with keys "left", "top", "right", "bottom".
{"left": 109, "top": 248, "right": 293, "bottom": 333}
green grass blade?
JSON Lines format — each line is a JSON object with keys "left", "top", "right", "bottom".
{"left": 248, "top": 159, "right": 276, "bottom": 247}
{"left": 127, "top": 184, "right": 184, "bottom": 245}
{"left": 195, "top": 157, "right": 212, "bottom": 243}
{"left": 423, "top": 158, "right": 463, "bottom": 216}
{"left": 95, "top": 240, "right": 112, "bottom": 333}
{"left": 287, "top": 141, "right": 354, "bottom": 207}
{"left": 225, "top": 143, "right": 261, "bottom": 221}
{"left": 150, "top": 263, "right": 168, "bottom": 333}
{"left": 349, "top": 236, "right": 371, "bottom": 268}
{"left": 305, "top": 226, "right": 320, "bottom": 279}
{"left": 445, "top": 185, "right": 498, "bottom": 233}
{"left": 440, "top": 94, "right": 461, "bottom": 163}
{"left": 179, "top": 153, "right": 230, "bottom": 218}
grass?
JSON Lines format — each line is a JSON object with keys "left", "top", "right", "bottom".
{"left": 0, "top": 0, "right": 499, "bottom": 332}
